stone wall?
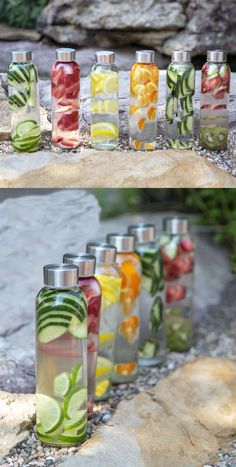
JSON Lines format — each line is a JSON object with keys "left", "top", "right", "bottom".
{"left": 37, "top": 0, "right": 236, "bottom": 56}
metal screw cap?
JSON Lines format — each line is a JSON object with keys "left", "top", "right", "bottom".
{"left": 95, "top": 51, "right": 115, "bottom": 65}
{"left": 171, "top": 50, "right": 191, "bottom": 62}
{"left": 135, "top": 50, "right": 155, "bottom": 64}
{"left": 43, "top": 263, "right": 79, "bottom": 288}
{"left": 56, "top": 48, "right": 76, "bottom": 62}
{"left": 86, "top": 242, "right": 117, "bottom": 264}
{"left": 63, "top": 253, "right": 96, "bottom": 277}
{"left": 163, "top": 217, "right": 190, "bottom": 235}
{"left": 128, "top": 223, "right": 156, "bottom": 243}
{"left": 11, "top": 50, "right": 32, "bottom": 63}
{"left": 207, "top": 50, "right": 227, "bottom": 63}
{"left": 106, "top": 233, "right": 135, "bottom": 253}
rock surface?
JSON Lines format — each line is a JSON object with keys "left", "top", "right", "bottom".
{"left": 61, "top": 357, "right": 236, "bottom": 467}
{"left": 37, "top": 0, "right": 236, "bottom": 56}
{"left": 0, "top": 148, "right": 236, "bottom": 188}
{"left": 0, "top": 391, "right": 35, "bottom": 458}
{"left": 0, "top": 23, "right": 41, "bottom": 42}
{"left": 0, "top": 190, "right": 100, "bottom": 393}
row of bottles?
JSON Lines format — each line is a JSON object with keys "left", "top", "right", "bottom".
{"left": 7, "top": 48, "right": 231, "bottom": 153}
{"left": 35, "top": 217, "right": 195, "bottom": 447}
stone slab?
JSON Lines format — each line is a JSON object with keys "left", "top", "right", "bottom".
{"left": 0, "top": 148, "right": 236, "bottom": 188}
{"left": 0, "top": 390, "right": 35, "bottom": 458}
{"left": 62, "top": 357, "right": 236, "bottom": 467}
{"left": 0, "top": 23, "right": 41, "bottom": 42}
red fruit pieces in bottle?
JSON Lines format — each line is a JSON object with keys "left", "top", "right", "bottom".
{"left": 52, "top": 66, "right": 65, "bottom": 99}
{"left": 180, "top": 237, "right": 194, "bottom": 252}
{"left": 166, "top": 284, "right": 186, "bottom": 303}
{"left": 57, "top": 111, "right": 79, "bottom": 131}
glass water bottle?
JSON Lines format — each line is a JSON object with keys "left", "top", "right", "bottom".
{"left": 8, "top": 50, "right": 41, "bottom": 152}
{"left": 200, "top": 50, "right": 230, "bottom": 150}
{"left": 129, "top": 50, "right": 159, "bottom": 151}
{"left": 51, "top": 48, "right": 80, "bottom": 149}
{"left": 90, "top": 51, "right": 119, "bottom": 150}
{"left": 166, "top": 50, "right": 195, "bottom": 149}
{"left": 161, "top": 218, "right": 195, "bottom": 352}
{"left": 128, "top": 224, "right": 166, "bottom": 366}
{"left": 86, "top": 242, "right": 122, "bottom": 400}
{"left": 107, "top": 233, "right": 141, "bottom": 382}
{"left": 36, "top": 264, "right": 88, "bottom": 447}
{"left": 63, "top": 253, "right": 102, "bottom": 412}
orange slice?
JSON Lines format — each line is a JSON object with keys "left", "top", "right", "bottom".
{"left": 138, "top": 118, "right": 146, "bottom": 131}
{"left": 145, "top": 143, "right": 156, "bottom": 151}
{"left": 119, "top": 258, "right": 141, "bottom": 315}
{"left": 119, "top": 315, "right": 140, "bottom": 343}
{"left": 148, "top": 106, "right": 156, "bottom": 120}
{"left": 150, "top": 90, "right": 158, "bottom": 103}
{"left": 130, "top": 104, "right": 139, "bottom": 117}
{"left": 115, "top": 362, "right": 137, "bottom": 376}
{"left": 138, "top": 94, "right": 150, "bottom": 108}
{"left": 146, "top": 82, "right": 157, "bottom": 94}
{"left": 133, "top": 140, "right": 142, "bottom": 150}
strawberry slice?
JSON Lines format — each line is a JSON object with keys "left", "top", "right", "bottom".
{"left": 57, "top": 111, "right": 79, "bottom": 131}
{"left": 180, "top": 238, "right": 194, "bottom": 252}
{"left": 52, "top": 136, "right": 63, "bottom": 144}
{"left": 52, "top": 84, "right": 65, "bottom": 99}
{"left": 61, "top": 137, "right": 79, "bottom": 148}
{"left": 166, "top": 284, "right": 186, "bottom": 303}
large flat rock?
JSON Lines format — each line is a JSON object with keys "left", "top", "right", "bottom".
{"left": 62, "top": 357, "right": 236, "bottom": 467}
{"left": 0, "top": 148, "right": 236, "bottom": 188}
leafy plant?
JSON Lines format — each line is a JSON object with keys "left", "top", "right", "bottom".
{"left": 0, "top": 0, "right": 48, "bottom": 29}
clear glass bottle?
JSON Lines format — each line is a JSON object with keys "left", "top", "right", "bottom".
{"left": 51, "top": 48, "right": 80, "bottom": 149}
{"left": 63, "top": 253, "right": 101, "bottom": 413}
{"left": 36, "top": 264, "right": 87, "bottom": 447}
{"left": 161, "top": 218, "right": 195, "bottom": 352}
{"left": 129, "top": 50, "right": 159, "bottom": 151}
{"left": 86, "top": 242, "right": 122, "bottom": 400}
{"left": 128, "top": 224, "right": 166, "bottom": 366}
{"left": 90, "top": 51, "right": 119, "bottom": 150}
{"left": 7, "top": 50, "right": 41, "bottom": 152}
{"left": 106, "top": 233, "right": 141, "bottom": 382}
{"left": 166, "top": 50, "right": 195, "bottom": 149}
{"left": 200, "top": 50, "right": 230, "bottom": 150}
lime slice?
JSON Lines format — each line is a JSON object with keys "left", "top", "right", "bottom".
{"left": 99, "top": 332, "right": 115, "bottom": 347}
{"left": 15, "top": 120, "right": 38, "bottom": 137}
{"left": 91, "top": 122, "right": 118, "bottom": 139}
{"left": 96, "top": 356, "right": 113, "bottom": 379}
{"left": 64, "top": 387, "right": 87, "bottom": 419}
{"left": 71, "top": 364, "right": 83, "bottom": 385}
{"left": 68, "top": 317, "right": 87, "bottom": 339}
{"left": 95, "top": 380, "right": 110, "bottom": 398}
{"left": 58, "top": 427, "right": 87, "bottom": 444}
{"left": 64, "top": 410, "right": 86, "bottom": 431}
{"left": 37, "top": 394, "right": 63, "bottom": 434}
{"left": 54, "top": 372, "right": 71, "bottom": 398}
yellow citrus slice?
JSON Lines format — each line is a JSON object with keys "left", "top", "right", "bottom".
{"left": 95, "top": 380, "right": 110, "bottom": 398}
{"left": 145, "top": 143, "right": 156, "bottom": 150}
{"left": 96, "top": 356, "right": 113, "bottom": 379}
{"left": 103, "top": 99, "right": 119, "bottom": 113}
{"left": 103, "top": 73, "right": 119, "bottom": 95}
{"left": 99, "top": 332, "right": 115, "bottom": 347}
{"left": 91, "top": 122, "right": 119, "bottom": 139}
{"left": 90, "top": 72, "right": 105, "bottom": 97}
{"left": 95, "top": 274, "right": 121, "bottom": 311}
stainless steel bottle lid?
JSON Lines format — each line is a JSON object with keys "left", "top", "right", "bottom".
{"left": 128, "top": 223, "right": 156, "bottom": 243}
{"left": 135, "top": 50, "right": 155, "bottom": 64}
{"left": 56, "top": 48, "right": 76, "bottom": 62}
{"left": 44, "top": 263, "right": 79, "bottom": 288}
{"left": 63, "top": 253, "right": 96, "bottom": 277}
{"left": 95, "top": 51, "right": 115, "bottom": 65}
{"left": 106, "top": 233, "right": 135, "bottom": 253}
{"left": 207, "top": 50, "right": 227, "bottom": 63}
{"left": 163, "top": 217, "right": 190, "bottom": 235}
{"left": 86, "top": 242, "right": 117, "bottom": 264}
{"left": 171, "top": 50, "right": 191, "bottom": 62}
{"left": 11, "top": 50, "right": 32, "bottom": 63}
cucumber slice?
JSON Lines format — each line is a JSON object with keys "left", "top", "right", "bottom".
{"left": 185, "top": 68, "right": 195, "bottom": 92}
{"left": 166, "top": 96, "right": 174, "bottom": 124}
{"left": 38, "top": 324, "right": 68, "bottom": 343}
{"left": 68, "top": 317, "right": 87, "bottom": 339}
{"left": 8, "top": 65, "right": 30, "bottom": 87}
{"left": 9, "top": 91, "right": 27, "bottom": 111}
{"left": 139, "top": 339, "right": 159, "bottom": 358}
{"left": 149, "top": 296, "right": 163, "bottom": 333}
{"left": 15, "top": 120, "right": 38, "bottom": 137}
{"left": 167, "top": 69, "right": 178, "bottom": 85}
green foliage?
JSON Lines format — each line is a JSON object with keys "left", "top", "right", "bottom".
{"left": 0, "top": 0, "right": 49, "bottom": 29}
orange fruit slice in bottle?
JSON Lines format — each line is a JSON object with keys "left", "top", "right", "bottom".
{"left": 138, "top": 118, "right": 146, "bottom": 131}
{"left": 115, "top": 362, "right": 137, "bottom": 375}
{"left": 120, "top": 259, "right": 141, "bottom": 315}
{"left": 119, "top": 315, "right": 139, "bottom": 343}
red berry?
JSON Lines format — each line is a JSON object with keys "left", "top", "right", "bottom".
{"left": 180, "top": 237, "right": 194, "bottom": 252}
{"left": 166, "top": 284, "right": 186, "bottom": 303}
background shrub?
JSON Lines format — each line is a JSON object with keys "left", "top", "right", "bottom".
{"left": 0, "top": 0, "right": 49, "bottom": 29}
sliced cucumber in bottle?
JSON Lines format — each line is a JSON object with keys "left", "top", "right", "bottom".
{"left": 166, "top": 96, "right": 175, "bottom": 124}
{"left": 149, "top": 296, "right": 163, "bottom": 333}
{"left": 9, "top": 91, "right": 27, "bottom": 111}
{"left": 139, "top": 339, "right": 159, "bottom": 359}
{"left": 8, "top": 65, "right": 30, "bottom": 87}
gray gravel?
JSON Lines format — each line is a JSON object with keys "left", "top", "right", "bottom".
{"left": 1, "top": 278, "right": 236, "bottom": 467}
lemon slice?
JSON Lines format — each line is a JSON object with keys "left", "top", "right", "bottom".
{"left": 90, "top": 72, "right": 105, "bottom": 97}
{"left": 91, "top": 122, "right": 119, "bottom": 139}
{"left": 99, "top": 332, "right": 115, "bottom": 347}
{"left": 95, "top": 380, "right": 110, "bottom": 398}
{"left": 96, "top": 356, "right": 113, "bottom": 379}
{"left": 103, "top": 73, "right": 119, "bottom": 95}
{"left": 103, "top": 99, "right": 119, "bottom": 113}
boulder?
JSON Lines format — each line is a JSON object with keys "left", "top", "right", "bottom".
{"left": 37, "top": 0, "right": 236, "bottom": 56}
{"left": 61, "top": 357, "right": 236, "bottom": 467}
{"left": 0, "top": 390, "right": 35, "bottom": 458}
{"left": 0, "top": 23, "right": 41, "bottom": 42}
{"left": 0, "top": 190, "right": 100, "bottom": 393}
